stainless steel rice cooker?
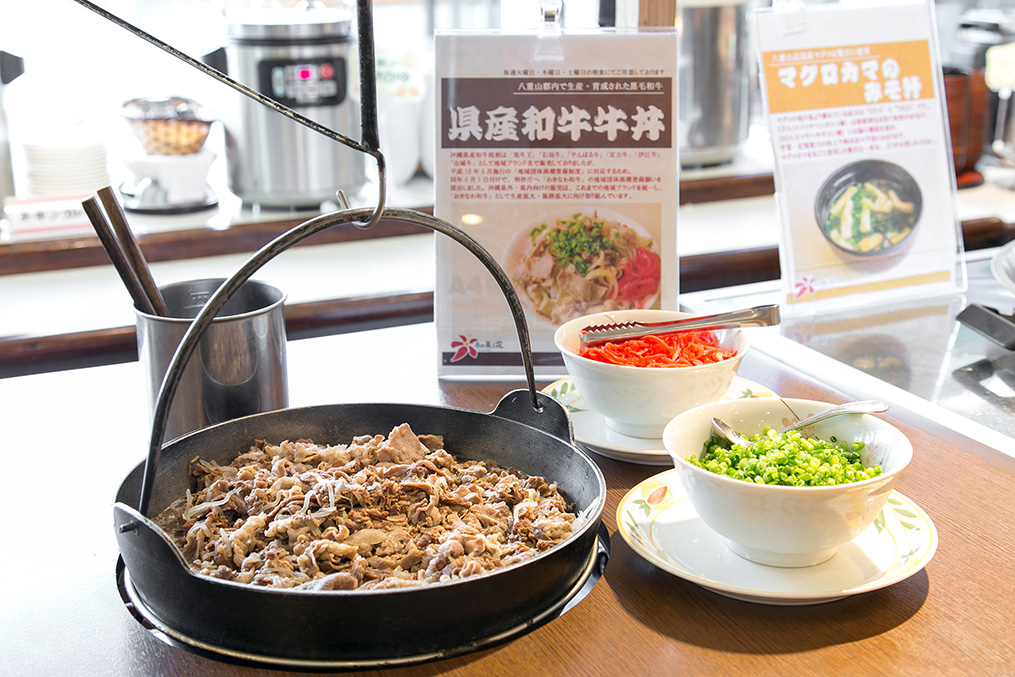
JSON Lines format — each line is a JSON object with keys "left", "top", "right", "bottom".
{"left": 211, "top": 6, "right": 365, "bottom": 208}
{"left": 678, "top": 0, "right": 752, "bottom": 167}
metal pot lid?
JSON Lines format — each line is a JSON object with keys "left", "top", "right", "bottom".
{"left": 226, "top": 7, "right": 353, "bottom": 44}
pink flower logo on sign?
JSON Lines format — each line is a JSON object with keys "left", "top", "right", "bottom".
{"left": 450, "top": 335, "right": 479, "bottom": 362}
{"left": 793, "top": 276, "right": 816, "bottom": 300}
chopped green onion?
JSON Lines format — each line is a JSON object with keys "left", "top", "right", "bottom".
{"left": 687, "top": 429, "right": 881, "bottom": 486}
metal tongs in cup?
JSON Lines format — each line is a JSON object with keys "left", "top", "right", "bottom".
{"left": 579, "top": 304, "right": 780, "bottom": 348}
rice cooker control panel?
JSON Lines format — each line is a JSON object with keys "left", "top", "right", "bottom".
{"left": 257, "top": 57, "right": 346, "bottom": 108}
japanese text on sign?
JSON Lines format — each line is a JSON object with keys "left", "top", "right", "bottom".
{"left": 441, "top": 77, "right": 673, "bottom": 149}
{"left": 447, "top": 149, "right": 665, "bottom": 202}
{"left": 763, "top": 40, "right": 934, "bottom": 114}
{"left": 448, "top": 103, "right": 665, "bottom": 144}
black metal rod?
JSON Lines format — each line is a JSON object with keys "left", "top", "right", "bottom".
{"left": 70, "top": 0, "right": 386, "bottom": 229}
{"left": 356, "top": 0, "right": 380, "bottom": 153}
{"left": 71, "top": 0, "right": 366, "bottom": 156}
{"left": 69, "top": 0, "right": 541, "bottom": 517}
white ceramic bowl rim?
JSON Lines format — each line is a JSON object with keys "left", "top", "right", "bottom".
{"left": 562, "top": 342, "right": 745, "bottom": 373}
{"left": 671, "top": 450, "right": 908, "bottom": 492}
{"left": 668, "top": 401, "right": 912, "bottom": 492}
{"left": 555, "top": 321, "right": 747, "bottom": 373}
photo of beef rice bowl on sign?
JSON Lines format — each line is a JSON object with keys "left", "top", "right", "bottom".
{"left": 508, "top": 208, "right": 661, "bottom": 326}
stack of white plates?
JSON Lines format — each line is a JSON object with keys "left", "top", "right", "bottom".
{"left": 23, "top": 139, "right": 109, "bottom": 198}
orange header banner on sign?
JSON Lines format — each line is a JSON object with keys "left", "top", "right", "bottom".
{"left": 762, "top": 40, "right": 936, "bottom": 114}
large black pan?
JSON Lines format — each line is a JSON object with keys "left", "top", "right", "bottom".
{"left": 115, "top": 393, "right": 606, "bottom": 666}
{"left": 109, "top": 198, "right": 608, "bottom": 667}
{"left": 109, "top": 210, "right": 608, "bottom": 667}
{"left": 78, "top": 3, "right": 608, "bottom": 666}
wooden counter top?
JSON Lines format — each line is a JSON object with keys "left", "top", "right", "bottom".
{"left": 2, "top": 213, "right": 1011, "bottom": 377}
{"left": 0, "top": 175, "right": 779, "bottom": 277}
{"left": 2, "top": 167, "right": 1012, "bottom": 376}
{"left": 3, "top": 322, "right": 1012, "bottom": 675}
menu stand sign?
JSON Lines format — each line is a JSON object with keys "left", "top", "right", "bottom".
{"left": 755, "top": 0, "right": 966, "bottom": 315}
{"left": 432, "top": 26, "right": 679, "bottom": 376}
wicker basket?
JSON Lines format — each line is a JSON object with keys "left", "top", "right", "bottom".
{"left": 130, "top": 118, "right": 211, "bottom": 155}
{"left": 123, "top": 97, "right": 213, "bottom": 155}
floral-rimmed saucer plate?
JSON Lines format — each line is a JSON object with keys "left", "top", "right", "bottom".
{"left": 617, "top": 469, "right": 937, "bottom": 605}
{"left": 542, "top": 376, "right": 775, "bottom": 465}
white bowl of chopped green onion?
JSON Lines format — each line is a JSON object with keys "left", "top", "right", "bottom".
{"left": 662, "top": 397, "right": 912, "bottom": 568}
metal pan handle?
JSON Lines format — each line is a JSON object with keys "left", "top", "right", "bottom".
{"left": 136, "top": 208, "right": 541, "bottom": 515}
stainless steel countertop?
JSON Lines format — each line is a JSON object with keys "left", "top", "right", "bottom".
{"left": 681, "top": 247, "right": 1015, "bottom": 470}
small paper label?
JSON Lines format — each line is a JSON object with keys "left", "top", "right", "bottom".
{"left": 2, "top": 195, "right": 91, "bottom": 235}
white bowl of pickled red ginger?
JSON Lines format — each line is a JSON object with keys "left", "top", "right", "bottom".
{"left": 554, "top": 309, "right": 749, "bottom": 438}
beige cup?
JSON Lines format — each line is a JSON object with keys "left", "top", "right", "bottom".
{"left": 135, "top": 278, "right": 288, "bottom": 441}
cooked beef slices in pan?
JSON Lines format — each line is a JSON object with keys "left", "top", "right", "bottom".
{"left": 152, "top": 423, "right": 579, "bottom": 590}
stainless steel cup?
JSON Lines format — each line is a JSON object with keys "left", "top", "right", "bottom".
{"left": 136, "top": 278, "right": 288, "bottom": 441}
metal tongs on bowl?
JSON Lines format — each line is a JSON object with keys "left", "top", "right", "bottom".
{"left": 580, "top": 304, "right": 780, "bottom": 348}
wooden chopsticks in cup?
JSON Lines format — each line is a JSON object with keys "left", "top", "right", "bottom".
{"left": 82, "top": 187, "right": 170, "bottom": 317}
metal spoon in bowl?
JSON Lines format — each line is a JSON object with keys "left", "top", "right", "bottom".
{"left": 711, "top": 400, "right": 890, "bottom": 448}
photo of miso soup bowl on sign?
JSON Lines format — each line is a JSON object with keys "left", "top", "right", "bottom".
{"left": 508, "top": 207, "right": 662, "bottom": 327}
{"left": 814, "top": 159, "right": 922, "bottom": 256}
{"left": 553, "top": 305, "right": 779, "bottom": 439}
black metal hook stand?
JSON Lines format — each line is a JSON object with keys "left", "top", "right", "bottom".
{"left": 69, "top": 0, "right": 544, "bottom": 516}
